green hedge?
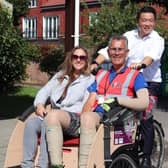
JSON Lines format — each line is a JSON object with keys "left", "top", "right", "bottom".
{"left": 161, "top": 42, "right": 168, "bottom": 96}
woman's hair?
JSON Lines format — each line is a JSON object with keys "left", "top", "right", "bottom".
{"left": 58, "top": 46, "right": 91, "bottom": 82}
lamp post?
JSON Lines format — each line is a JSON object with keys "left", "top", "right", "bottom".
{"left": 74, "top": 0, "right": 80, "bottom": 47}
{"left": 65, "top": 0, "right": 80, "bottom": 53}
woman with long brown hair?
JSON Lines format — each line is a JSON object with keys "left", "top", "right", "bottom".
{"left": 21, "top": 47, "right": 94, "bottom": 168}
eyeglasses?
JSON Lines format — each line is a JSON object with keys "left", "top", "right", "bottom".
{"left": 72, "top": 54, "right": 86, "bottom": 61}
{"left": 108, "top": 47, "right": 126, "bottom": 53}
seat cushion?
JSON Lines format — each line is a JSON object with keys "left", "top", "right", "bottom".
{"left": 38, "top": 137, "right": 79, "bottom": 145}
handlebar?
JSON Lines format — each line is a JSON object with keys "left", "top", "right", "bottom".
{"left": 92, "top": 63, "right": 147, "bottom": 76}
{"left": 91, "top": 66, "right": 101, "bottom": 75}
{"left": 137, "top": 63, "right": 147, "bottom": 70}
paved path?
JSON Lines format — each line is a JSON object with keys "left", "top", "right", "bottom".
{"left": 0, "top": 118, "right": 17, "bottom": 168}
{"left": 0, "top": 109, "right": 168, "bottom": 168}
{"left": 153, "top": 110, "right": 168, "bottom": 168}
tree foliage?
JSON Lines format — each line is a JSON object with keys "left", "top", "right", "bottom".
{"left": 155, "top": 8, "right": 168, "bottom": 40}
{"left": 81, "top": 0, "right": 139, "bottom": 49}
{"left": 8, "top": 0, "right": 29, "bottom": 26}
{"left": 81, "top": 0, "right": 168, "bottom": 50}
{"left": 39, "top": 45, "right": 64, "bottom": 76}
{"left": 0, "top": 8, "right": 41, "bottom": 92}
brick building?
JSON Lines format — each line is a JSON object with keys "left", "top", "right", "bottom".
{"left": 19, "top": 0, "right": 100, "bottom": 45}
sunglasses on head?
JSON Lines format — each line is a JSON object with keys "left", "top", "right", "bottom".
{"left": 72, "top": 54, "right": 86, "bottom": 61}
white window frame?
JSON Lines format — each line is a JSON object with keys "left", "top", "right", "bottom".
{"left": 89, "top": 12, "right": 98, "bottom": 27}
{"left": 22, "top": 17, "right": 37, "bottom": 39}
{"left": 43, "top": 16, "right": 59, "bottom": 40}
{"left": 29, "top": 0, "right": 37, "bottom": 8}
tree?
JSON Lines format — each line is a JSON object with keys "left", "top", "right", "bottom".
{"left": 134, "top": 0, "right": 168, "bottom": 14}
{"left": 8, "top": 0, "right": 29, "bottom": 26}
{"left": 81, "top": 0, "right": 168, "bottom": 50}
{"left": 0, "top": 7, "right": 41, "bottom": 92}
{"left": 39, "top": 45, "right": 64, "bottom": 76}
{"left": 81, "top": 0, "right": 139, "bottom": 49}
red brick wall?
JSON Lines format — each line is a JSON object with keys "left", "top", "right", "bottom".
{"left": 23, "top": 62, "right": 50, "bottom": 86}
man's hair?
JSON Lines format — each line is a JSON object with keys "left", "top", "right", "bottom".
{"left": 136, "top": 6, "right": 156, "bottom": 21}
{"left": 108, "top": 35, "right": 128, "bottom": 50}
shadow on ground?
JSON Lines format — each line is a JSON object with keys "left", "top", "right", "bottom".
{"left": 0, "top": 95, "right": 34, "bottom": 119}
{"left": 157, "top": 96, "right": 168, "bottom": 111}
{"left": 163, "top": 141, "right": 168, "bottom": 168}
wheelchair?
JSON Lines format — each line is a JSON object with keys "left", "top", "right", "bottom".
{"left": 4, "top": 104, "right": 165, "bottom": 168}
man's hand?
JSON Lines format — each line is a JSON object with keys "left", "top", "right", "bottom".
{"left": 129, "top": 63, "right": 142, "bottom": 70}
{"left": 36, "top": 103, "right": 47, "bottom": 117}
{"left": 91, "top": 63, "right": 98, "bottom": 72}
{"left": 130, "top": 57, "right": 152, "bottom": 70}
{"left": 100, "top": 98, "right": 122, "bottom": 125}
{"left": 101, "top": 98, "right": 119, "bottom": 112}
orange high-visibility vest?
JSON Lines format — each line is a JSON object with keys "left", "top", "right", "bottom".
{"left": 95, "top": 68, "right": 139, "bottom": 100}
{"left": 94, "top": 68, "right": 152, "bottom": 120}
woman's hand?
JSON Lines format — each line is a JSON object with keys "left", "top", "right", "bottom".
{"left": 35, "top": 103, "right": 47, "bottom": 117}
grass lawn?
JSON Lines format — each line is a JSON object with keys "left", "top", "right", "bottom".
{"left": 0, "top": 86, "right": 39, "bottom": 119}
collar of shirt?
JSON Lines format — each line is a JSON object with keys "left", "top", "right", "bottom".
{"left": 70, "top": 74, "right": 89, "bottom": 85}
{"left": 109, "top": 66, "right": 128, "bottom": 83}
{"left": 133, "top": 29, "right": 154, "bottom": 40}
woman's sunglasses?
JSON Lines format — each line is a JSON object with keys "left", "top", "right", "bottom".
{"left": 72, "top": 54, "right": 86, "bottom": 61}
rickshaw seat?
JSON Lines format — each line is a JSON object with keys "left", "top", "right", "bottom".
{"left": 38, "top": 137, "right": 79, "bottom": 146}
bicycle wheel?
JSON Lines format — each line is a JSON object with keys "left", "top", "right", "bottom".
{"left": 109, "top": 154, "right": 138, "bottom": 168}
{"left": 151, "top": 120, "right": 165, "bottom": 168}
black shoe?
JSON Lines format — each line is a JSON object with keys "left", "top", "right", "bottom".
{"left": 140, "top": 157, "right": 151, "bottom": 168}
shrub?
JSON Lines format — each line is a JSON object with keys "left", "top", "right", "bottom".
{"left": 0, "top": 8, "right": 41, "bottom": 92}
{"left": 39, "top": 45, "right": 64, "bottom": 76}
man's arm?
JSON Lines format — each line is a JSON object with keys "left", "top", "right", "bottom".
{"left": 95, "top": 54, "right": 106, "bottom": 65}
{"left": 91, "top": 46, "right": 109, "bottom": 71}
{"left": 118, "top": 88, "right": 149, "bottom": 111}
{"left": 129, "top": 37, "right": 165, "bottom": 70}
{"left": 82, "top": 92, "right": 97, "bottom": 113}
{"left": 141, "top": 56, "right": 153, "bottom": 66}
{"left": 91, "top": 54, "right": 106, "bottom": 71}
{"left": 129, "top": 56, "right": 153, "bottom": 70}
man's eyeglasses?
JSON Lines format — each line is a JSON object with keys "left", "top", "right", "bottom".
{"left": 108, "top": 47, "right": 126, "bottom": 53}
{"left": 72, "top": 54, "right": 86, "bottom": 61}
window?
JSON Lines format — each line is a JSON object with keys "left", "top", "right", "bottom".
{"left": 89, "top": 12, "right": 98, "bottom": 26}
{"left": 29, "top": 0, "right": 37, "bottom": 8}
{"left": 22, "top": 17, "right": 37, "bottom": 39}
{"left": 43, "top": 16, "right": 59, "bottom": 40}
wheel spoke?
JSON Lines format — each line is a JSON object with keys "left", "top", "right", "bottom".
{"left": 109, "top": 154, "right": 137, "bottom": 168}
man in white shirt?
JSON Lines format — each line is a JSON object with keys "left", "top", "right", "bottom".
{"left": 91, "top": 6, "right": 165, "bottom": 168}
{"left": 96, "top": 25, "right": 164, "bottom": 86}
